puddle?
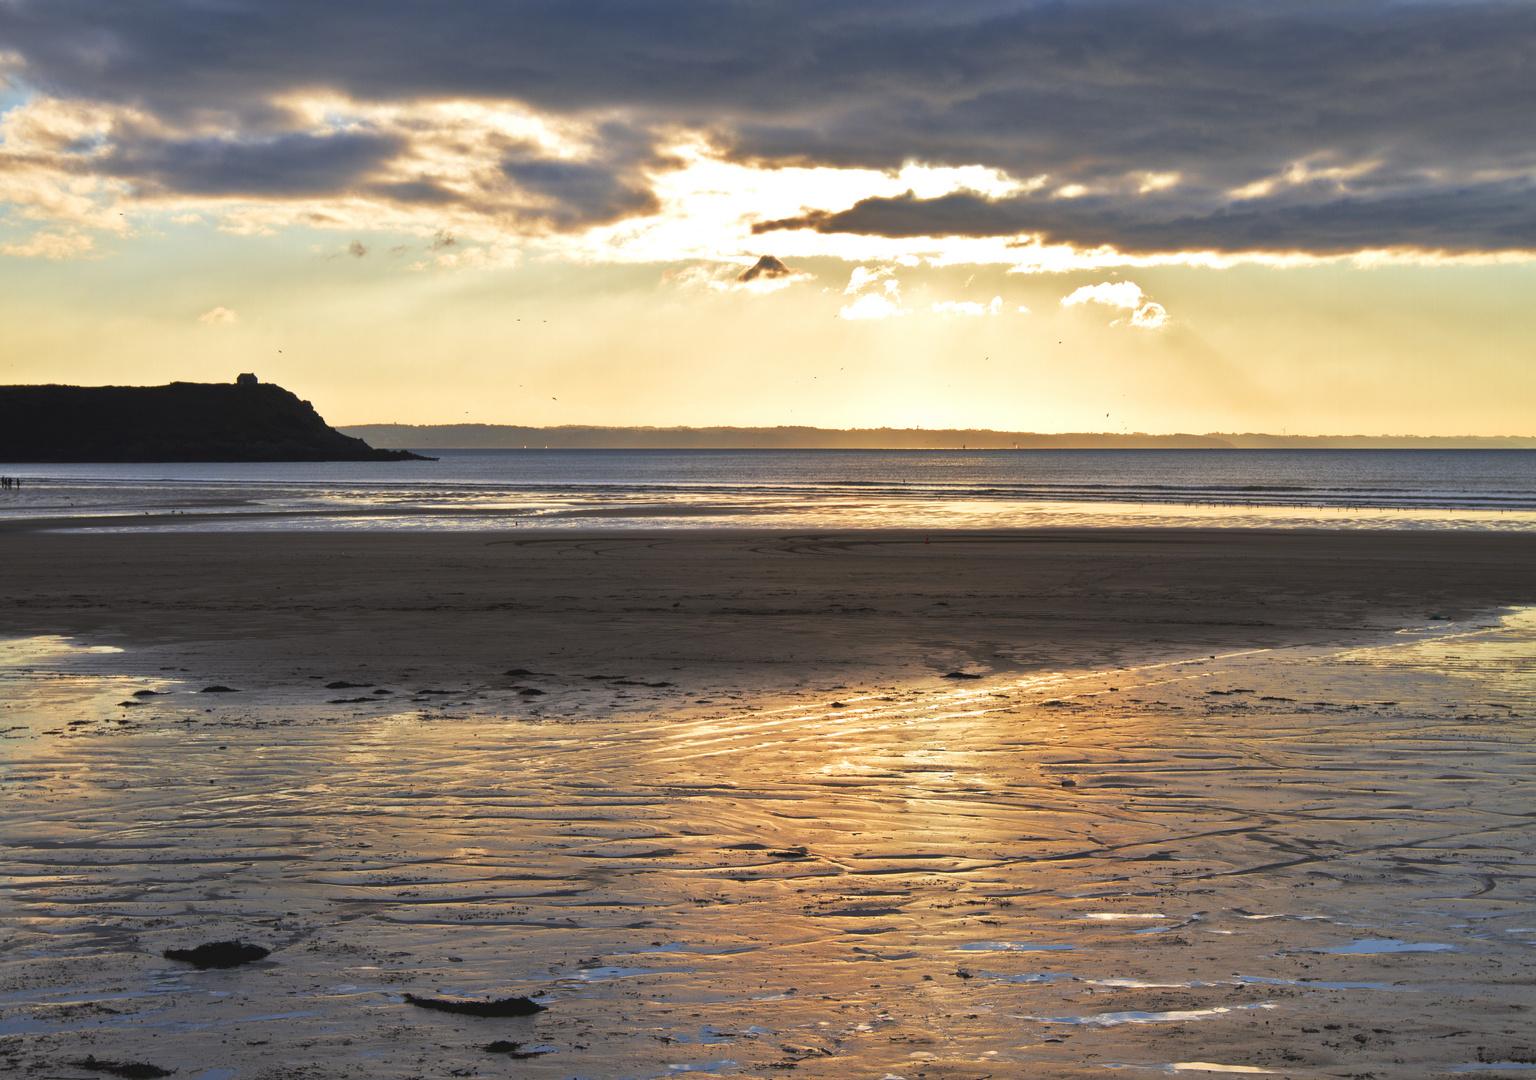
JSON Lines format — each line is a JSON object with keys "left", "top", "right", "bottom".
{"left": 562, "top": 965, "right": 694, "bottom": 982}
{"left": 1325, "top": 938, "right": 1456, "bottom": 954}
{"left": 0, "top": 635, "right": 124, "bottom": 665}
{"left": 1073, "top": 913, "right": 1171, "bottom": 921}
{"left": 1013, "top": 1003, "right": 1277, "bottom": 1026}
{"left": 1104, "top": 1065, "right": 1276, "bottom": 1075}
{"left": 955, "top": 941, "right": 1076, "bottom": 952}
{"left": 1232, "top": 975, "right": 1418, "bottom": 991}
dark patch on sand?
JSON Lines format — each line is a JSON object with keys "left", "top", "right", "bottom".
{"left": 162, "top": 940, "right": 270, "bottom": 969}
{"left": 71, "top": 1055, "right": 174, "bottom": 1078}
{"left": 405, "top": 993, "right": 546, "bottom": 1017}
{"left": 482, "top": 1040, "right": 549, "bottom": 1057}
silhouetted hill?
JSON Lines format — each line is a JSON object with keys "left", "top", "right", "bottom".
{"left": 0, "top": 378, "right": 428, "bottom": 462}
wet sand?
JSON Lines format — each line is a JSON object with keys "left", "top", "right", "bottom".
{"left": 3, "top": 528, "right": 1536, "bottom": 1079}
{"left": 3, "top": 528, "right": 1536, "bottom": 694}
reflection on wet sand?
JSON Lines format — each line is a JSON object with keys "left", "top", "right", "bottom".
{"left": 2, "top": 615, "right": 1534, "bottom": 1079}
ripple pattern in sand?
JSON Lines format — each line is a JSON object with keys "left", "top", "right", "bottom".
{"left": 2, "top": 619, "right": 1535, "bottom": 1078}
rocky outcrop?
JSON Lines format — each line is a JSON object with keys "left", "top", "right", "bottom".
{"left": 0, "top": 378, "right": 428, "bottom": 462}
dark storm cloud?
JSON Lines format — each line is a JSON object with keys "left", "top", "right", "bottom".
{"left": 753, "top": 182, "right": 1536, "bottom": 255}
{"left": 4, "top": 0, "right": 1536, "bottom": 252}
{"left": 500, "top": 156, "right": 658, "bottom": 225}
{"left": 99, "top": 130, "right": 402, "bottom": 197}
{"left": 498, "top": 122, "right": 663, "bottom": 227}
{"left": 367, "top": 180, "right": 460, "bottom": 206}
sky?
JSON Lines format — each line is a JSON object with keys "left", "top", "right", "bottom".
{"left": 1, "top": 0, "right": 1534, "bottom": 435}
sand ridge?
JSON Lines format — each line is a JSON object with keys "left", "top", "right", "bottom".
{"left": 3, "top": 528, "right": 1536, "bottom": 697}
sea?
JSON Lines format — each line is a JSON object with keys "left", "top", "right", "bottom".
{"left": 1, "top": 447, "right": 1535, "bottom": 531}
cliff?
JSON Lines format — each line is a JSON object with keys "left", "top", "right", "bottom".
{"left": 0, "top": 378, "right": 427, "bottom": 462}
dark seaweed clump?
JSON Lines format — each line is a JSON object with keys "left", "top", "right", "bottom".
{"left": 405, "top": 993, "right": 546, "bottom": 1017}
{"left": 162, "top": 940, "right": 270, "bottom": 969}
{"left": 71, "top": 1056, "right": 174, "bottom": 1079}
{"left": 482, "top": 1040, "right": 549, "bottom": 1058}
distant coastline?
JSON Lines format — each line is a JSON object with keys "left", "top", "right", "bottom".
{"left": 338, "top": 423, "right": 1536, "bottom": 451}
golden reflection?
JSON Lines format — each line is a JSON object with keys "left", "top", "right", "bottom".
{"left": 1, "top": 616, "right": 1533, "bottom": 1075}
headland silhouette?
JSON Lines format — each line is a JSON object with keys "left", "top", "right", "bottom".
{"left": 0, "top": 376, "right": 427, "bottom": 462}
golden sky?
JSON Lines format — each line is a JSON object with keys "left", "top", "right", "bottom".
{"left": 2, "top": 2, "right": 1534, "bottom": 435}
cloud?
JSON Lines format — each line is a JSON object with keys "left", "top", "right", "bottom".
{"left": 198, "top": 305, "right": 237, "bottom": 324}
{"left": 931, "top": 296, "right": 1003, "bottom": 315}
{"left": 99, "top": 130, "right": 404, "bottom": 197}
{"left": 3, "top": 2, "right": 1536, "bottom": 259}
{"left": 659, "top": 255, "right": 809, "bottom": 294}
{"left": 0, "top": 92, "right": 681, "bottom": 253}
{"left": 499, "top": 119, "right": 664, "bottom": 227}
{"left": 0, "top": 227, "right": 96, "bottom": 258}
{"left": 728, "top": 253, "right": 811, "bottom": 291}
{"left": 749, "top": 179, "right": 1536, "bottom": 256}
{"left": 348, "top": 239, "right": 367, "bottom": 257}
{"left": 839, "top": 291, "right": 907, "bottom": 319}
{"left": 1062, "top": 281, "right": 1146, "bottom": 310}
{"left": 843, "top": 265, "right": 893, "bottom": 294}
{"left": 737, "top": 254, "right": 794, "bottom": 282}
{"left": 839, "top": 274, "right": 908, "bottom": 318}
{"left": 1062, "top": 280, "right": 1168, "bottom": 329}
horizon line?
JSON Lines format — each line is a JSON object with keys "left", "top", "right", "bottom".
{"left": 336, "top": 423, "right": 1536, "bottom": 449}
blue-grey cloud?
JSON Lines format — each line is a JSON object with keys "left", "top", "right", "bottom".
{"left": 99, "top": 130, "right": 402, "bottom": 197}
{"left": 4, "top": 0, "right": 1536, "bottom": 252}
{"left": 498, "top": 121, "right": 663, "bottom": 227}
{"left": 367, "top": 180, "right": 460, "bottom": 206}
{"left": 753, "top": 181, "right": 1536, "bottom": 255}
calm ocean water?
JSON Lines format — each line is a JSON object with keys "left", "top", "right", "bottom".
{"left": 1, "top": 448, "right": 1534, "bottom": 530}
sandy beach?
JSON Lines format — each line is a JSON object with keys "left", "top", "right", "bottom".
{"left": 3, "top": 527, "right": 1536, "bottom": 694}
{"left": 3, "top": 528, "right": 1536, "bottom": 1079}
